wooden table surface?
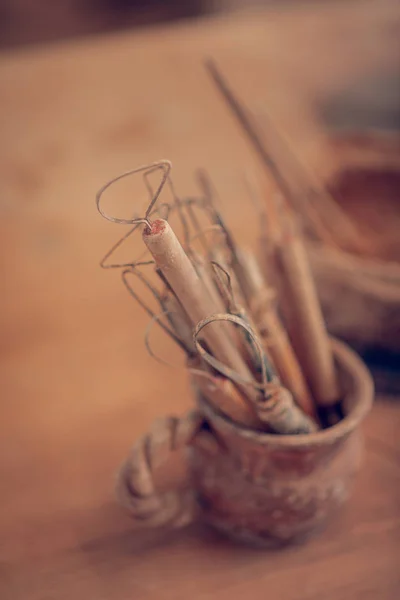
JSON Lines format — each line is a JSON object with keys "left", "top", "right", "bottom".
{"left": 1, "top": 1, "right": 400, "bottom": 598}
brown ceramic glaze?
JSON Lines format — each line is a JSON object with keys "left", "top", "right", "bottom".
{"left": 190, "top": 339, "right": 373, "bottom": 547}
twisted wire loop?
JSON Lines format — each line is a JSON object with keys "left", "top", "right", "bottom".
{"left": 96, "top": 160, "right": 172, "bottom": 227}
{"left": 254, "top": 383, "right": 317, "bottom": 435}
{"left": 116, "top": 410, "right": 204, "bottom": 528}
{"left": 193, "top": 313, "right": 317, "bottom": 435}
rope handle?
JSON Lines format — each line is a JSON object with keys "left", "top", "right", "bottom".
{"left": 116, "top": 410, "right": 210, "bottom": 528}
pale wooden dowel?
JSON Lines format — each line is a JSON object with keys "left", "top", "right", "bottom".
{"left": 143, "top": 219, "right": 261, "bottom": 416}
{"left": 274, "top": 221, "right": 340, "bottom": 408}
{"left": 238, "top": 250, "right": 317, "bottom": 419}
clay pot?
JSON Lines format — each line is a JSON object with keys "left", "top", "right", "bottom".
{"left": 190, "top": 339, "right": 373, "bottom": 547}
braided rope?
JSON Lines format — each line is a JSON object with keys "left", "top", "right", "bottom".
{"left": 116, "top": 410, "right": 204, "bottom": 528}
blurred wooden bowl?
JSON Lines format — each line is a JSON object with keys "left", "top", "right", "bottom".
{"left": 308, "top": 132, "right": 400, "bottom": 353}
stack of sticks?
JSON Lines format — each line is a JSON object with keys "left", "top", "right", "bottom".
{"left": 97, "top": 154, "right": 344, "bottom": 434}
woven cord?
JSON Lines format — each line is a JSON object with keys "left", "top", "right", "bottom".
{"left": 116, "top": 410, "right": 204, "bottom": 528}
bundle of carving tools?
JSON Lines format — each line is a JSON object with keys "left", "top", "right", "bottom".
{"left": 97, "top": 153, "right": 344, "bottom": 434}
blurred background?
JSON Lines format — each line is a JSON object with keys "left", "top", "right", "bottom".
{"left": 3, "top": 0, "right": 399, "bottom": 376}
{"left": 1, "top": 1, "right": 400, "bottom": 598}
{"left": 0, "top": 0, "right": 294, "bottom": 49}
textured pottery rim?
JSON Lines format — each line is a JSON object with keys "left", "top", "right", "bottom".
{"left": 199, "top": 338, "right": 374, "bottom": 448}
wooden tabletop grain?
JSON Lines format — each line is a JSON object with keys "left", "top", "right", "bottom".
{"left": 1, "top": 1, "right": 400, "bottom": 598}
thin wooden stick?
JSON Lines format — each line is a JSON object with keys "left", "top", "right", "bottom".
{"left": 238, "top": 250, "right": 317, "bottom": 420}
{"left": 205, "top": 60, "right": 293, "bottom": 213}
{"left": 257, "top": 108, "right": 368, "bottom": 254}
{"left": 205, "top": 59, "right": 339, "bottom": 248}
{"left": 143, "top": 219, "right": 262, "bottom": 420}
{"left": 274, "top": 212, "right": 341, "bottom": 420}
{"left": 210, "top": 259, "right": 276, "bottom": 380}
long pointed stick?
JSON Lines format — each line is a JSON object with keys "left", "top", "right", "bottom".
{"left": 205, "top": 60, "right": 295, "bottom": 212}
{"left": 257, "top": 108, "right": 368, "bottom": 254}
{"left": 205, "top": 59, "right": 338, "bottom": 247}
